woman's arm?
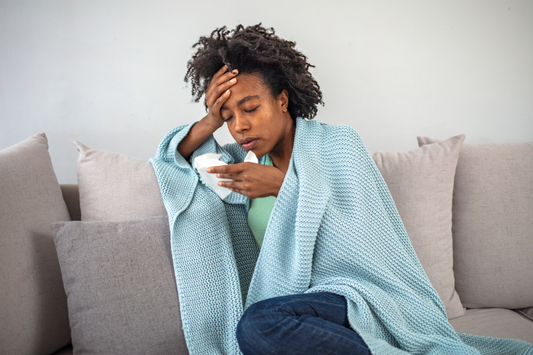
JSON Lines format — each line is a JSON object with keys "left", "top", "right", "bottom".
{"left": 176, "top": 116, "right": 223, "bottom": 159}
{"left": 177, "top": 65, "right": 238, "bottom": 159}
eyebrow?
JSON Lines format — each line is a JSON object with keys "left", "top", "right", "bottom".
{"left": 221, "top": 95, "right": 260, "bottom": 110}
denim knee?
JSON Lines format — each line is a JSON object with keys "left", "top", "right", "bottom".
{"left": 236, "top": 302, "right": 264, "bottom": 353}
{"left": 236, "top": 294, "right": 370, "bottom": 355}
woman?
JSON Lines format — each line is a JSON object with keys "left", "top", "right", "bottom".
{"left": 151, "top": 24, "right": 533, "bottom": 355}
{"left": 176, "top": 24, "right": 369, "bottom": 354}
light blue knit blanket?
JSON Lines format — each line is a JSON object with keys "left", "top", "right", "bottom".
{"left": 150, "top": 118, "right": 533, "bottom": 355}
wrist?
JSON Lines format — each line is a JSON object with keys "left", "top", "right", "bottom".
{"left": 202, "top": 114, "right": 224, "bottom": 131}
{"left": 271, "top": 171, "right": 284, "bottom": 198}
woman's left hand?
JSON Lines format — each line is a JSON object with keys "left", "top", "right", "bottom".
{"left": 206, "top": 163, "right": 285, "bottom": 199}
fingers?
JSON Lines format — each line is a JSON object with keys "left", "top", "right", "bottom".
{"left": 206, "top": 163, "right": 244, "bottom": 174}
{"left": 207, "top": 75, "right": 237, "bottom": 103}
{"left": 216, "top": 180, "right": 247, "bottom": 195}
{"left": 211, "top": 64, "right": 236, "bottom": 81}
{"left": 211, "top": 65, "right": 229, "bottom": 82}
{"left": 214, "top": 172, "right": 239, "bottom": 180}
{"left": 206, "top": 163, "right": 281, "bottom": 199}
{"left": 208, "top": 89, "right": 231, "bottom": 115}
{"left": 216, "top": 180, "right": 262, "bottom": 199}
{"left": 206, "top": 66, "right": 238, "bottom": 102}
{"left": 217, "top": 180, "right": 238, "bottom": 188}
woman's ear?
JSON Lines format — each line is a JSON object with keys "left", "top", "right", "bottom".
{"left": 277, "top": 89, "right": 289, "bottom": 113}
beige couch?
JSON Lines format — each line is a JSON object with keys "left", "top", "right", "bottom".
{"left": 1, "top": 132, "right": 532, "bottom": 355}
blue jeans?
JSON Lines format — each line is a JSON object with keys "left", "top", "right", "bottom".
{"left": 236, "top": 292, "right": 371, "bottom": 355}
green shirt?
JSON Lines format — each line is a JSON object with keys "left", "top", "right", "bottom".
{"left": 247, "top": 154, "right": 276, "bottom": 249}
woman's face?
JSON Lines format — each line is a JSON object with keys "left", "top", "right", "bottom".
{"left": 220, "top": 73, "right": 293, "bottom": 159}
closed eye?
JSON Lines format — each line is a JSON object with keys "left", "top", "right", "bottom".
{"left": 245, "top": 106, "right": 260, "bottom": 113}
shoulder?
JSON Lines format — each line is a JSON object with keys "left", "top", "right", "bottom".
{"left": 297, "top": 118, "right": 363, "bottom": 146}
{"left": 326, "top": 124, "right": 362, "bottom": 141}
{"left": 294, "top": 118, "right": 371, "bottom": 171}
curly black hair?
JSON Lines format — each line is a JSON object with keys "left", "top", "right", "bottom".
{"left": 184, "top": 24, "right": 324, "bottom": 120}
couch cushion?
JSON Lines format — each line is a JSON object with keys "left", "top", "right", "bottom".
{"left": 516, "top": 307, "right": 533, "bottom": 322}
{"left": 449, "top": 308, "right": 533, "bottom": 344}
{"left": 0, "top": 133, "right": 71, "bottom": 355}
{"left": 419, "top": 138, "right": 533, "bottom": 309}
{"left": 372, "top": 134, "right": 465, "bottom": 319}
{"left": 75, "top": 141, "right": 167, "bottom": 221}
{"left": 51, "top": 215, "right": 188, "bottom": 355}
{"left": 60, "top": 184, "right": 81, "bottom": 221}
{"left": 50, "top": 344, "right": 73, "bottom": 355}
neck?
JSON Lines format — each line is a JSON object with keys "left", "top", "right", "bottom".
{"left": 268, "top": 117, "right": 296, "bottom": 174}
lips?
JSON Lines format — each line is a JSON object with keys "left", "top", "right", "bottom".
{"left": 240, "top": 137, "right": 258, "bottom": 151}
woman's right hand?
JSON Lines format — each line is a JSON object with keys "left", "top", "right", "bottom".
{"left": 177, "top": 65, "right": 238, "bottom": 159}
{"left": 204, "top": 65, "right": 239, "bottom": 128}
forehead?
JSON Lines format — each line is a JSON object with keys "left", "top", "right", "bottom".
{"left": 226, "top": 73, "right": 270, "bottom": 102}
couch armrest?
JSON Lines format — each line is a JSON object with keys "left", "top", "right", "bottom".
{"left": 60, "top": 184, "right": 81, "bottom": 221}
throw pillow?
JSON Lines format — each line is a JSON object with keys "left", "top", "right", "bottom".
{"left": 418, "top": 138, "right": 533, "bottom": 309}
{"left": 75, "top": 141, "right": 167, "bottom": 221}
{"left": 0, "top": 133, "right": 71, "bottom": 354}
{"left": 51, "top": 215, "right": 188, "bottom": 355}
{"left": 372, "top": 134, "right": 465, "bottom": 319}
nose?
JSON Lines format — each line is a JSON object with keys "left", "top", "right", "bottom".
{"left": 234, "top": 113, "right": 250, "bottom": 133}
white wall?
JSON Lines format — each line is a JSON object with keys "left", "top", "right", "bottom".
{"left": 1, "top": 0, "right": 532, "bottom": 183}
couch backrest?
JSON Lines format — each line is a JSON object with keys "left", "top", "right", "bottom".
{"left": 60, "top": 184, "right": 81, "bottom": 221}
{"left": 419, "top": 139, "right": 533, "bottom": 310}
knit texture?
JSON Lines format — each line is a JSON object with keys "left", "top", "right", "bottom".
{"left": 150, "top": 118, "right": 533, "bottom": 355}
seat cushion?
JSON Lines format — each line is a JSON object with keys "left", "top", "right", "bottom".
{"left": 51, "top": 215, "right": 188, "bottom": 355}
{"left": 74, "top": 141, "right": 167, "bottom": 221}
{"left": 516, "top": 307, "right": 533, "bottom": 322}
{"left": 0, "top": 133, "right": 71, "bottom": 355}
{"left": 419, "top": 138, "right": 533, "bottom": 309}
{"left": 50, "top": 344, "right": 73, "bottom": 355}
{"left": 372, "top": 134, "right": 465, "bottom": 319}
{"left": 450, "top": 308, "right": 533, "bottom": 344}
